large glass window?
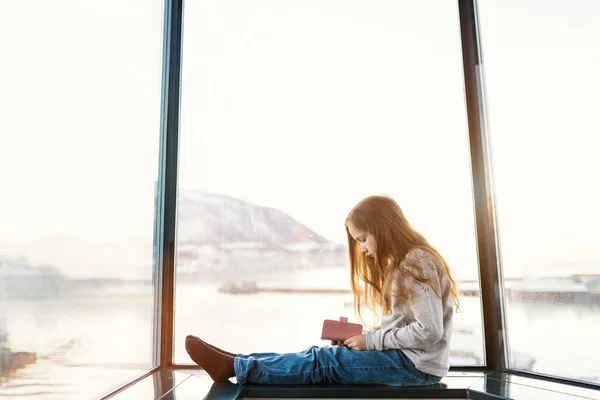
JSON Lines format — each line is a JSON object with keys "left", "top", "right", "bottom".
{"left": 174, "top": 0, "right": 488, "bottom": 367}
{"left": 479, "top": 0, "right": 600, "bottom": 383}
{"left": 0, "top": 1, "right": 164, "bottom": 398}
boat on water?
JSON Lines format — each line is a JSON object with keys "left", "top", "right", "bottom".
{"left": 218, "top": 281, "right": 259, "bottom": 294}
{"left": 0, "top": 330, "right": 37, "bottom": 378}
{"left": 0, "top": 257, "right": 43, "bottom": 377}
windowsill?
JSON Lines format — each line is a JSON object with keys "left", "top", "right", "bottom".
{"left": 100, "top": 368, "right": 600, "bottom": 399}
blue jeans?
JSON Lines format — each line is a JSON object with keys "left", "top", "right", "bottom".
{"left": 233, "top": 345, "right": 442, "bottom": 385}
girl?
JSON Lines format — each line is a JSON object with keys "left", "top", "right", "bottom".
{"left": 185, "top": 194, "right": 460, "bottom": 386}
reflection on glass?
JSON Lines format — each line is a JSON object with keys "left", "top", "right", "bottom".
{"left": 479, "top": 0, "right": 600, "bottom": 383}
{"left": 0, "top": 0, "right": 164, "bottom": 398}
{"left": 174, "top": 0, "right": 485, "bottom": 366}
{"left": 106, "top": 370, "right": 191, "bottom": 400}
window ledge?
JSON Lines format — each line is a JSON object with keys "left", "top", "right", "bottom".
{"left": 100, "top": 368, "right": 600, "bottom": 400}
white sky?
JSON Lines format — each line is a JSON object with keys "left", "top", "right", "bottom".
{"left": 0, "top": 0, "right": 599, "bottom": 278}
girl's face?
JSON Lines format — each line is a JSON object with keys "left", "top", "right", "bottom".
{"left": 347, "top": 222, "right": 377, "bottom": 258}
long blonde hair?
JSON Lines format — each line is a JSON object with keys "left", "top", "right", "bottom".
{"left": 345, "top": 195, "right": 460, "bottom": 328}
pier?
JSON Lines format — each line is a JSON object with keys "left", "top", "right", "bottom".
{"left": 218, "top": 275, "right": 600, "bottom": 305}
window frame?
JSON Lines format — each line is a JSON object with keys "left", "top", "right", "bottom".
{"left": 456, "top": 0, "right": 507, "bottom": 373}
{"left": 152, "top": 0, "right": 183, "bottom": 369}
{"left": 141, "top": 0, "right": 600, "bottom": 393}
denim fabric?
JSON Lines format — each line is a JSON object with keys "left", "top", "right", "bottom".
{"left": 234, "top": 345, "right": 442, "bottom": 385}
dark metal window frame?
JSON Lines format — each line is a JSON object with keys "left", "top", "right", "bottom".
{"left": 98, "top": 0, "right": 600, "bottom": 397}
{"left": 457, "top": 0, "right": 507, "bottom": 373}
{"left": 152, "top": 0, "right": 183, "bottom": 370}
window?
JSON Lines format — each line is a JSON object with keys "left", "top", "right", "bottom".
{"left": 174, "top": 0, "right": 486, "bottom": 366}
{"left": 479, "top": 0, "right": 600, "bottom": 383}
{"left": 0, "top": 0, "right": 164, "bottom": 398}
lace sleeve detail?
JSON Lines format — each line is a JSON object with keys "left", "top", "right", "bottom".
{"left": 401, "top": 248, "right": 441, "bottom": 294}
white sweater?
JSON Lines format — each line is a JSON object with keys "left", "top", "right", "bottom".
{"left": 366, "top": 248, "right": 454, "bottom": 377}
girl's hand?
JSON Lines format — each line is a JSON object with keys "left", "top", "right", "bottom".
{"left": 344, "top": 334, "right": 367, "bottom": 350}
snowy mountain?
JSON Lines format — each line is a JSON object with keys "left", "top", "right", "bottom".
{"left": 176, "top": 190, "right": 330, "bottom": 248}
{"left": 175, "top": 190, "right": 346, "bottom": 280}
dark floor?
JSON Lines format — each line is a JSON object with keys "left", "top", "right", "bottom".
{"left": 104, "top": 369, "right": 600, "bottom": 400}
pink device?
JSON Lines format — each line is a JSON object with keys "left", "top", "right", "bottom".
{"left": 321, "top": 317, "right": 363, "bottom": 341}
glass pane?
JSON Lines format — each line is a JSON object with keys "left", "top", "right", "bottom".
{"left": 174, "top": 0, "right": 485, "bottom": 367}
{"left": 479, "top": 0, "right": 600, "bottom": 383}
{"left": 0, "top": 0, "right": 164, "bottom": 398}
